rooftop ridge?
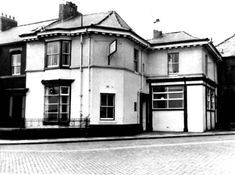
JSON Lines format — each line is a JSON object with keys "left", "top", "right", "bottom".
{"left": 17, "top": 18, "right": 58, "bottom": 27}
{"left": 216, "top": 33, "right": 235, "bottom": 47}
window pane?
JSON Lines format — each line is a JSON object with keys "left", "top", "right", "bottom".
{"left": 169, "top": 93, "right": 183, "bottom": 99}
{"left": 153, "top": 101, "right": 167, "bottom": 108}
{"left": 153, "top": 94, "right": 167, "bottom": 100}
{"left": 62, "top": 55, "right": 70, "bottom": 66}
{"left": 101, "top": 95, "right": 106, "bottom": 106}
{"left": 107, "top": 107, "right": 114, "bottom": 118}
{"left": 152, "top": 86, "right": 166, "bottom": 92}
{"left": 47, "top": 105, "right": 59, "bottom": 112}
{"left": 108, "top": 94, "right": 114, "bottom": 106}
{"left": 60, "top": 114, "right": 69, "bottom": 122}
{"left": 47, "top": 114, "right": 58, "bottom": 122}
{"left": 100, "top": 107, "right": 106, "bottom": 118}
{"left": 47, "top": 42, "right": 60, "bottom": 54}
{"left": 61, "top": 87, "right": 69, "bottom": 95}
{"left": 168, "top": 86, "right": 183, "bottom": 92}
{"left": 61, "top": 96, "right": 69, "bottom": 104}
{"left": 172, "top": 64, "right": 179, "bottom": 73}
{"left": 47, "top": 87, "right": 59, "bottom": 95}
{"left": 61, "top": 105, "right": 69, "bottom": 113}
{"left": 169, "top": 100, "right": 183, "bottom": 108}
{"left": 62, "top": 41, "right": 70, "bottom": 54}
{"left": 48, "top": 96, "right": 59, "bottom": 103}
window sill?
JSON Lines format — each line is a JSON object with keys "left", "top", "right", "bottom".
{"left": 99, "top": 119, "right": 117, "bottom": 124}
{"left": 45, "top": 66, "right": 71, "bottom": 70}
{"left": 152, "top": 108, "right": 184, "bottom": 111}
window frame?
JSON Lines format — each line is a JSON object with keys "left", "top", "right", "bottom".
{"left": 168, "top": 52, "right": 179, "bottom": 74}
{"left": 11, "top": 52, "right": 21, "bottom": 76}
{"left": 45, "top": 40, "right": 71, "bottom": 69}
{"left": 152, "top": 86, "right": 184, "bottom": 110}
{"left": 44, "top": 85, "right": 71, "bottom": 125}
{"left": 134, "top": 48, "right": 139, "bottom": 72}
{"left": 100, "top": 93, "right": 115, "bottom": 120}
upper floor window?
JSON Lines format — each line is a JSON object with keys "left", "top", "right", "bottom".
{"left": 168, "top": 53, "right": 179, "bottom": 74}
{"left": 46, "top": 40, "right": 71, "bottom": 68}
{"left": 134, "top": 49, "right": 139, "bottom": 72}
{"left": 11, "top": 53, "right": 21, "bottom": 75}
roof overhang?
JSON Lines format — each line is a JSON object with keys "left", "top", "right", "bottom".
{"left": 20, "top": 26, "right": 150, "bottom": 48}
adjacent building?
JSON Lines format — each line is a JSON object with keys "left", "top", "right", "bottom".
{"left": 0, "top": 2, "right": 222, "bottom": 134}
{"left": 217, "top": 34, "right": 235, "bottom": 128}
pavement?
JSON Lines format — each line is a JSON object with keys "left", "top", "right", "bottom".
{"left": 1, "top": 129, "right": 235, "bottom": 145}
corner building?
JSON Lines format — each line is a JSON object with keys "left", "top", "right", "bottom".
{"left": 0, "top": 2, "right": 221, "bottom": 133}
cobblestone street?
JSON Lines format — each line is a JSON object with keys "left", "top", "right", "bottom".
{"left": 1, "top": 135, "right": 235, "bottom": 174}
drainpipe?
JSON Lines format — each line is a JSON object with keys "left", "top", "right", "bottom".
{"left": 183, "top": 77, "right": 188, "bottom": 132}
{"left": 87, "top": 30, "right": 91, "bottom": 121}
{"left": 80, "top": 34, "right": 83, "bottom": 127}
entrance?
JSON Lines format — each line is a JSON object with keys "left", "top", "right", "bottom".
{"left": 139, "top": 93, "right": 151, "bottom": 131}
{"left": 8, "top": 95, "right": 25, "bottom": 127}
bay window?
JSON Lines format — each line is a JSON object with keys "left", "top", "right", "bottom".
{"left": 44, "top": 85, "right": 71, "bottom": 125}
{"left": 46, "top": 40, "right": 71, "bottom": 68}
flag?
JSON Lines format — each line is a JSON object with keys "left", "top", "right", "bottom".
{"left": 154, "top": 19, "right": 160, "bottom": 23}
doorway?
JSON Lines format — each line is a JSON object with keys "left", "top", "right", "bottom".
{"left": 139, "top": 93, "right": 151, "bottom": 131}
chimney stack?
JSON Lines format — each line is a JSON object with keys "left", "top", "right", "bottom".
{"left": 153, "top": 30, "right": 163, "bottom": 39}
{"left": 0, "top": 13, "right": 17, "bottom": 31}
{"left": 59, "top": 1, "right": 81, "bottom": 21}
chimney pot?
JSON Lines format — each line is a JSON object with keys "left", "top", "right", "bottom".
{"left": 0, "top": 13, "right": 17, "bottom": 31}
{"left": 59, "top": 1, "right": 81, "bottom": 21}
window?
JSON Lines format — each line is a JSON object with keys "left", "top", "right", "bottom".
{"left": 152, "top": 86, "right": 184, "bottom": 109}
{"left": 11, "top": 53, "right": 21, "bottom": 75}
{"left": 44, "top": 86, "right": 70, "bottom": 124}
{"left": 134, "top": 49, "right": 139, "bottom": 72}
{"left": 205, "top": 54, "right": 208, "bottom": 75}
{"left": 100, "top": 94, "right": 115, "bottom": 120}
{"left": 207, "top": 88, "right": 215, "bottom": 111}
{"left": 46, "top": 41, "right": 71, "bottom": 68}
{"left": 168, "top": 53, "right": 179, "bottom": 74}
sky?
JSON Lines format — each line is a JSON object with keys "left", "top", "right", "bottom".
{"left": 0, "top": 0, "right": 235, "bottom": 45}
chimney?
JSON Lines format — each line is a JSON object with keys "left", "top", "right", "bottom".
{"left": 0, "top": 13, "right": 17, "bottom": 31}
{"left": 153, "top": 30, "right": 163, "bottom": 39}
{"left": 59, "top": 1, "right": 81, "bottom": 21}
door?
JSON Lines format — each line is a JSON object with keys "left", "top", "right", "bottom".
{"left": 140, "top": 93, "right": 151, "bottom": 131}
{"left": 9, "top": 95, "right": 24, "bottom": 127}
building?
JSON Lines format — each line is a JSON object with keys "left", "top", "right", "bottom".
{"left": 0, "top": 2, "right": 221, "bottom": 134}
{"left": 0, "top": 13, "right": 56, "bottom": 128}
{"left": 217, "top": 34, "right": 235, "bottom": 128}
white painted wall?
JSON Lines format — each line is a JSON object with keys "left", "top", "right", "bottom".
{"left": 187, "top": 85, "right": 206, "bottom": 132}
{"left": 26, "top": 41, "right": 45, "bottom": 71}
{"left": 90, "top": 68, "right": 124, "bottom": 125}
{"left": 147, "top": 47, "right": 203, "bottom": 76}
{"left": 152, "top": 111, "right": 184, "bottom": 131}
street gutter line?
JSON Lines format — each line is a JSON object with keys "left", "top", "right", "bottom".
{"left": 1, "top": 139, "right": 235, "bottom": 153}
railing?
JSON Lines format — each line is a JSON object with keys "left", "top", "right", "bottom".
{"left": 24, "top": 118, "right": 90, "bottom": 129}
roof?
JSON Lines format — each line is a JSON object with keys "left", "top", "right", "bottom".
{"left": 0, "top": 11, "right": 132, "bottom": 45}
{"left": 0, "top": 19, "right": 57, "bottom": 45}
{"left": 216, "top": 34, "right": 235, "bottom": 57}
{"left": 148, "top": 31, "right": 203, "bottom": 45}
{"left": 23, "top": 11, "right": 132, "bottom": 36}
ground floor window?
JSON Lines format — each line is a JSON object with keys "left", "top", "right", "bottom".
{"left": 152, "top": 86, "right": 184, "bottom": 109}
{"left": 207, "top": 88, "right": 216, "bottom": 111}
{"left": 100, "top": 93, "right": 115, "bottom": 120}
{"left": 44, "top": 86, "right": 70, "bottom": 124}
